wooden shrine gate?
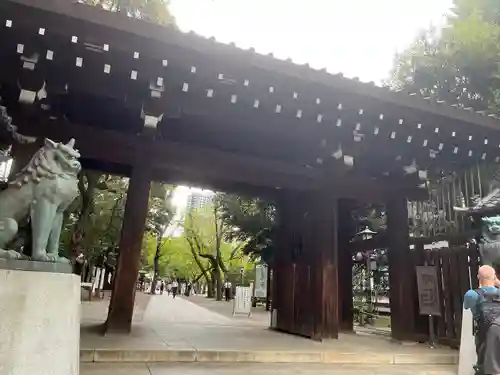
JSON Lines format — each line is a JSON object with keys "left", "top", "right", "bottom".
{"left": 2, "top": 0, "right": 500, "bottom": 341}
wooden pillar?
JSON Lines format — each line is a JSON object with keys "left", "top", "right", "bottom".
{"left": 386, "top": 197, "right": 415, "bottom": 341}
{"left": 311, "top": 192, "right": 339, "bottom": 340}
{"left": 273, "top": 190, "right": 339, "bottom": 340}
{"left": 272, "top": 190, "right": 294, "bottom": 332}
{"left": 265, "top": 266, "right": 272, "bottom": 311}
{"left": 105, "top": 156, "right": 151, "bottom": 333}
{"left": 338, "top": 199, "right": 355, "bottom": 332}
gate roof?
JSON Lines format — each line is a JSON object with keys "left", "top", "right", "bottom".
{"left": 1, "top": 0, "right": 500, "bottom": 197}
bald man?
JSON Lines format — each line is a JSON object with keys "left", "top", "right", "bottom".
{"left": 464, "top": 265, "right": 500, "bottom": 375}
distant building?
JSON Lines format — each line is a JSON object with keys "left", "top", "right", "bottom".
{"left": 167, "top": 188, "right": 214, "bottom": 237}
{"left": 186, "top": 191, "right": 213, "bottom": 212}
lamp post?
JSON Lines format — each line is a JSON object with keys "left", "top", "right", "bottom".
{"left": 356, "top": 227, "right": 377, "bottom": 324}
{"left": 239, "top": 267, "right": 244, "bottom": 286}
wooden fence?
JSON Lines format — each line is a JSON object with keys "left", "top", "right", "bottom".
{"left": 410, "top": 241, "right": 480, "bottom": 347}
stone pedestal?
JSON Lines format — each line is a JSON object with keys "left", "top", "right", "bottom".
{"left": 458, "top": 307, "right": 475, "bottom": 375}
{"left": 0, "top": 260, "right": 80, "bottom": 375}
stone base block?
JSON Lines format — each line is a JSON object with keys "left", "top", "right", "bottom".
{"left": 82, "top": 348, "right": 458, "bottom": 365}
{"left": 0, "top": 261, "right": 80, "bottom": 375}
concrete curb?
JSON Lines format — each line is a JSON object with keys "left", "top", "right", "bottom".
{"left": 80, "top": 349, "right": 458, "bottom": 365}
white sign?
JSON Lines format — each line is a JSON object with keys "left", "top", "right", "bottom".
{"left": 233, "top": 286, "right": 252, "bottom": 316}
{"left": 270, "top": 308, "right": 277, "bottom": 328}
{"left": 458, "top": 307, "right": 476, "bottom": 375}
{"left": 254, "top": 264, "right": 268, "bottom": 299}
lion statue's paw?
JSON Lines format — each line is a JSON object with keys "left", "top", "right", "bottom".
{"left": 31, "top": 253, "right": 71, "bottom": 264}
{"left": 50, "top": 254, "right": 70, "bottom": 264}
{"left": 31, "top": 253, "right": 53, "bottom": 262}
{"left": 0, "top": 249, "right": 23, "bottom": 260}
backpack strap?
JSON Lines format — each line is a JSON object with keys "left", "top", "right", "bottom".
{"left": 475, "top": 288, "right": 500, "bottom": 300}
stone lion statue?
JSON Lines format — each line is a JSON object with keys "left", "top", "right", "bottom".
{"left": 0, "top": 138, "right": 81, "bottom": 263}
{"left": 477, "top": 216, "right": 500, "bottom": 268}
{"left": 454, "top": 171, "right": 500, "bottom": 268}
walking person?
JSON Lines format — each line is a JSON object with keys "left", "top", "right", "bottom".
{"left": 464, "top": 265, "right": 500, "bottom": 375}
{"left": 160, "top": 281, "right": 165, "bottom": 295}
{"left": 224, "top": 280, "right": 232, "bottom": 302}
{"left": 166, "top": 281, "right": 172, "bottom": 296}
{"left": 171, "top": 279, "right": 179, "bottom": 299}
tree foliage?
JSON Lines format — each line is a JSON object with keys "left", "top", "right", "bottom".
{"left": 142, "top": 234, "right": 203, "bottom": 281}
{"left": 82, "top": 0, "right": 176, "bottom": 26}
{"left": 389, "top": 0, "right": 500, "bottom": 113}
{"left": 182, "top": 194, "right": 249, "bottom": 299}
{"left": 60, "top": 174, "right": 128, "bottom": 262}
{"left": 139, "top": 192, "right": 251, "bottom": 299}
{"left": 217, "top": 194, "right": 276, "bottom": 263}
{"left": 144, "top": 182, "right": 176, "bottom": 293}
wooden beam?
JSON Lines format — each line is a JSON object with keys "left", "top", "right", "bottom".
{"left": 152, "top": 168, "right": 278, "bottom": 200}
{"left": 321, "top": 167, "right": 428, "bottom": 202}
{"left": 14, "top": 116, "right": 317, "bottom": 190}
{"left": 14, "top": 115, "right": 427, "bottom": 200}
{"left": 14, "top": 117, "right": 136, "bottom": 166}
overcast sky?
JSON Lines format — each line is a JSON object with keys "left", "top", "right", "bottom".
{"left": 170, "top": 0, "right": 453, "bottom": 83}
{"left": 167, "top": 0, "right": 453, "bottom": 208}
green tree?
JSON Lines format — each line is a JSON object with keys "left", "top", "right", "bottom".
{"left": 184, "top": 195, "right": 246, "bottom": 300}
{"left": 217, "top": 194, "right": 276, "bottom": 263}
{"left": 83, "top": 0, "right": 176, "bottom": 26}
{"left": 389, "top": 0, "right": 500, "bottom": 113}
{"left": 60, "top": 175, "right": 128, "bottom": 270}
{"left": 142, "top": 234, "right": 207, "bottom": 281}
{"left": 145, "top": 182, "right": 175, "bottom": 293}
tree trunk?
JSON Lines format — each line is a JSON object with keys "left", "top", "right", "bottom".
{"left": 215, "top": 267, "right": 222, "bottom": 301}
{"left": 207, "top": 269, "right": 216, "bottom": 298}
{"left": 69, "top": 171, "right": 100, "bottom": 257}
{"left": 187, "top": 237, "right": 212, "bottom": 289}
{"left": 192, "top": 271, "right": 207, "bottom": 284}
{"left": 150, "top": 235, "right": 162, "bottom": 294}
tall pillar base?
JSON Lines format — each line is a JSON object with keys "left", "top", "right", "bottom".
{"left": 0, "top": 260, "right": 80, "bottom": 375}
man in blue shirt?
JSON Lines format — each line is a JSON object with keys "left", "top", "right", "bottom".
{"left": 464, "top": 265, "right": 500, "bottom": 375}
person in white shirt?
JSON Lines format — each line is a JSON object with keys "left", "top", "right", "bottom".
{"left": 224, "top": 280, "right": 232, "bottom": 302}
{"left": 171, "top": 280, "right": 179, "bottom": 299}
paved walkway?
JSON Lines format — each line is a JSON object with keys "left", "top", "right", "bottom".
{"left": 183, "top": 294, "right": 271, "bottom": 327}
{"left": 80, "top": 293, "right": 459, "bottom": 367}
{"left": 81, "top": 363, "right": 456, "bottom": 375}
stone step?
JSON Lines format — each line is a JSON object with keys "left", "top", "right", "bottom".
{"left": 81, "top": 362, "right": 456, "bottom": 375}
{"left": 80, "top": 348, "right": 458, "bottom": 365}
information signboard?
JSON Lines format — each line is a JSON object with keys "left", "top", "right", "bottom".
{"left": 254, "top": 264, "right": 268, "bottom": 299}
{"left": 233, "top": 286, "right": 252, "bottom": 317}
{"left": 415, "top": 266, "right": 442, "bottom": 316}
